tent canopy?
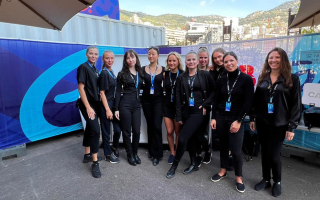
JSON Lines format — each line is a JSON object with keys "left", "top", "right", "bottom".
{"left": 0, "top": 0, "right": 96, "bottom": 30}
{"left": 289, "top": 0, "right": 320, "bottom": 28}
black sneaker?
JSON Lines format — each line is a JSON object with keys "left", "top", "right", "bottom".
{"left": 91, "top": 162, "right": 101, "bottom": 178}
{"left": 166, "top": 165, "right": 177, "bottom": 179}
{"left": 83, "top": 154, "right": 102, "bottom": 163}
{"left": 236, "top": 182, "right": 245, "bottom": 193}
{"left": 203, "top": 151, "right": 212, "bottom": 164}
{"left": 272, "top": 182, "right": 281, "bottom": 197}
{"left": 112, "top": 147, "right": 119, "bottom": 158}
{"left": 105, "top": 153, "right": 120, "bottom": 164}
{"left": 254, "top": 179, "right": 271, "bottom": 191}
{"left": 211, "top": 173, "right": 227, "bottom": 182}
{"left": 196, "top": 155, "right": 203, "bottom": 168}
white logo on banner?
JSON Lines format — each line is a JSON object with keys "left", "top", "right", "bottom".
{"left": 302, "top": 83, "right": 320, "bottom": 107}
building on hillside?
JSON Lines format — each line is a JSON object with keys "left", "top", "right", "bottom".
{"left": 185, "top": 22, "right": 223, "bottom": 45}
{"left": 165, "top": 28, "right": 186, "bottom": 45}
{"left": 130, "top": 14, "right": 143, "bottom": 24}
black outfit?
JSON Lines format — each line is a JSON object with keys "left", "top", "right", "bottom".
{"left": 77, "top": 62, "right": 100, "bottom": 154}
{"left": 212, "top": 68, "right": 254, "bottom": 177}
{"left": 251, "top": 74, "right": 301, "bottom": 182}
{"left": 115, "top": 71, "right": 143, "bottom": 155}
{"left": 99, "top": 69, "right": 121, "bottom": 157}
{"left": 141, "top": 66, "right": 165, "bottom": 159}
{"left": 174, "top": 70, "right": 215, "bottom": 164}
{"left": 162, "top": 70, "right": 184, "bottom": 119}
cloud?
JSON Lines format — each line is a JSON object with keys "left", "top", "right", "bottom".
{"left": 200, "top": 1, "right": 207, "bottom": 6}
{"left": 211, "top": 0, "right": 214, "bottom": 2}
{"left": 231, "top": 0, "right": 236, "bottom": 2}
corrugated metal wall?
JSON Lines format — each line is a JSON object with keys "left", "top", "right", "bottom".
{"left": 0, "top": 14, "right": 165, "bottom": 47}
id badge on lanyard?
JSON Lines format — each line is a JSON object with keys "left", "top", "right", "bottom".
{"left": 189, "top": 96, "right": 195, "bottom": 106}
{"left": 268, "top": 103, "right": 274, "bottom": 113}
{"left": 225, "top": 101, "right": 231, "bottom": 111}
{"left": 268, "top": 84, "right": 278, "bottom": 114}
{"left": 150, "top": 86, "right": 154, "bottom": 94}
{"left": 150, "top": 66, "right": 158, "bottom": 94}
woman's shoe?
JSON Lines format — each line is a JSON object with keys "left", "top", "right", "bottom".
{"left": 254, "top": 179, "right": 271, "bottom": 191}
{"left": 166, "top": 164, "right": 177, "bottom": 179}
{"left": 153, "top": 158, "right": 159, "bottom": 166}
{"left": 183, "top": 163, "right": 199, "bottom": 174}
{"left": 127, "top": 154, "right": 137, "bottom": 166}
{"left": 272, "top": 182, "right": 281, "bottom": 197}
{"left": 236, "top": 181, "right": 245, "bottom": 193}
{"left": 133, "top": 154, "right": 141, "bottom": 164}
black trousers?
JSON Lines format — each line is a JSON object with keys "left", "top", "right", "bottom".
{"left": 175, "top": 107, "right": 205, "bottom": 163}
{"left": 216, "top": 113, "right": 244, "bottom": 177}
{"left": 79, "top": 100, "right": 100, "bottom": 154}
{"left": 196, "top": 112, "right": 210, "bottom": 154}
{"left": 256, "top": 120, "right": 286, "bottom": 182}
{"left": 119, "top": 94, "right": 141, "bottom": 155}
{"left": 100, "top": 100, "right": 121, "bottom": 157}
{"left": 142, "top": 96, "right": 163, "bottom": 159}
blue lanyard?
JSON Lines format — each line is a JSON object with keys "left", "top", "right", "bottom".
{"left": 87, "top": 61, "right": 98, "bottom": 77}
{"left": 150, "top": 66, "right": 158, "bottom": 87}
{"left": 130, "top": 72, "right": 139, "bottom": 89}
{"left": 106, "top": 68, "right": 116, "bottom": 80}
{"left": 226, "top": 70, "right": 241, "bottom": 101}
{"left": 86, "top": 61, "right": 95, "bottom": 68}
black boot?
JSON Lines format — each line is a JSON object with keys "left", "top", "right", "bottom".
{"left": 166, "top": 160, "right": 179, "bottom": 179}
{"left": 127, "top": 153, "right": 137, "bottom": 166}
{"left": 133, "top": 153, "right": 141, "bottom": 164}
{"left": 183, "top": 157, "right": 199, "bottom": 175}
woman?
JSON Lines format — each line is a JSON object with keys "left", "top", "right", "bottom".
{"left": 210, "top": 47, "right": 227, "bottom": 81}
{"left": 195, "top": 46, "right": 212, "bottom": 165}
{"left": 77, "top": 46, "right": 102, "bottom": 178}
{"left": 142, "top": 47, "right": 165, "bottom": 166}
{"left": 114, "top": 49, "right": 143, "bottom": 166}
{"left": 250, "top": 47, "right": 301, "bottom": 197}
{"left": 166, "top": 51, "right": 214, "bottom": 179}
{"left": 162, "top": 52, "right": 184, "bottom": 164}
{"left": 210, "top": 51, "right": 254, "bottom": 193}
{"left": 99, "top": 50, "right": 121, "bottom": 163}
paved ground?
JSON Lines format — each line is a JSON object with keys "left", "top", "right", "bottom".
{"left": 1, "top": 131, "right": 320, "bottom": 200}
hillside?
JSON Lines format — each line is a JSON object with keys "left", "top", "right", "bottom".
{"left": 120, "top": 0, "right": 300, "bottom": 29}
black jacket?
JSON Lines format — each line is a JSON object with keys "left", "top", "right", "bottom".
{"left": 175, "top": 70, "right": 215, "bottom": 122}
{"left": 250, "top": 74, "right": 301, "bottom": 132}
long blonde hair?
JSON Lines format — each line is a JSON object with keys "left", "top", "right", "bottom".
{"left": 165, "top": 52, "right": 184, "bottom": 71}
{"left": 197, "top": 46, "right": 210, "bottom": 69}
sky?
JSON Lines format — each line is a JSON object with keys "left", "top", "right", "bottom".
{"left": 119, "top": 0, "right": 294, "bottom": 18}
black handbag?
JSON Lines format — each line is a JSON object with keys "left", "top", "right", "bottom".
{"left": 304, "top": 105, "right": 320, "bottom": 131}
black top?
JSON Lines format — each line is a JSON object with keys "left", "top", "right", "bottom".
{"left": 77, "top": 62, "right": 100, "bottom": 102}
{"left": 212, "top": 68, "right": 254, "bottom": 122}
{"left": 210, "top": 67, "right": 225, "bottom": 82}
{"left": 176, "top": 70, "right": 215, "bottom": 122}
{"left": 189, "top": 75, "right": 203, "bottom": 106}
{"left": 114, "top": 71, "right": 143, "bottom": 111}
{"left": 163, "top": 70, "right": 184, "bottom": 108}
{"left": 250, "top": 74, "right": 301, "bottom": 132}
{"left": 99, "top": 68, "right": 117, "bottom": 101}
{"left": 142, "top": 66, "right": 165, "bottom": 97}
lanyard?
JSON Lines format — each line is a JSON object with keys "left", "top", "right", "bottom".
{"left": 130, "top": 72, "right": 139, "bottom": 89}
{"left": 87, "top": 61, "right": 98, "bottom": 77}
{"left": 104, "top": 68, "right": 117, "bottom": 98}
{"left": 149, "top": 65, "right": 158, "bottom": 87}
{"left": 269, "top": 83, "right": 278, "bottom": 103}
{"left": 188, "top": 72, "right": 197, "bottom": 98}
{"left": 169, "top": 70, "right": 180, "bottom": 94}
{"left": 226, "top": 70, "right": 241, "bottom": 101}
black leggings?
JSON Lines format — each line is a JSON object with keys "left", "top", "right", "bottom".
{"left": 100, "top": 100, "right": 121, "bottom": 157}
{"left": 142, "top": 96, "right": 163, "bottom": 159}
{"left": 216, "top": 113, "right": 244, "bottom": 177}
{"left": 196, "top": 112, "right": 210, "bottom": 155}
{"left": 175, "top": 107, "right": 205, "bottom": 162}
{"left": 79, "top": 100, "right": 100, "bottom": 154}
{"left": 119, "top": 94, "right": 141, "bottom": 155}
{"left": 256, "top": 120, "right": 286, "bottom": 182}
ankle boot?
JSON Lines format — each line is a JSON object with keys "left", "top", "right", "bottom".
{"left": 166, "top": 160, "right": 179, "bottom": 179}
{"left": 133, "top": 153, "right": 141, "bottom": 164}
{"left": 127, "top": 153, "right": 137, "bottom": 166}
{"left": 183, "top": 157, "right": 199, "bottom": 174}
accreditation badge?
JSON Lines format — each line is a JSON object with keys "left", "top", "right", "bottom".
{"left": 225, "top": 101, "right": 231, "bottom": 112}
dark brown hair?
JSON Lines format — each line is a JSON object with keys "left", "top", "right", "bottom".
{"left": 211, "top": 47, "right": 226, "bottom": 70}
{"left": 257, "top": 47, "right": 292, "bottom": 88}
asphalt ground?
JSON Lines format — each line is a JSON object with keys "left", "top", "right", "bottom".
{"left": 1, "top": 131, "right": 319, "bottom": 200}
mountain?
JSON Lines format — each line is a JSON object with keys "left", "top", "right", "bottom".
{"left": 120, "top": 0, "right": 300, "bottom": 30}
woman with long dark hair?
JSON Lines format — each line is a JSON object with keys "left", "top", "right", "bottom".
{"left": 77, "top": 46, "right": 102, "bottom": 178}
{"left": 166, "top": 51, "right": 214, "bottom": 179}
{"left": 141, "top": 47, "right": 165, "bottom": 166}
{"left": 114, "top": 49, "right": 143, "bottom": 166}
{"left": 210, "top": 47, "right": 226, "bottom": 81}
{"left": 210, "top": 51, "right": 254, "bottom": 193}
{"left": 99, "top": 50, "right": 121, "bottom": 163}
{"left": 162, "top": 52, "right": 184, "bottom": 164}
{"left": 250, "top": 47, "right": 301, "bottom": 197}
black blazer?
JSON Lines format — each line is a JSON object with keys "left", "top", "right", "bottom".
{"left": 175, "top": 70, "right": 215, "bottom": 122}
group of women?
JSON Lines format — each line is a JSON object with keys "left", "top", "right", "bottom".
{"left": 77, "top": 45, "right": 301, "bottom": 197}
